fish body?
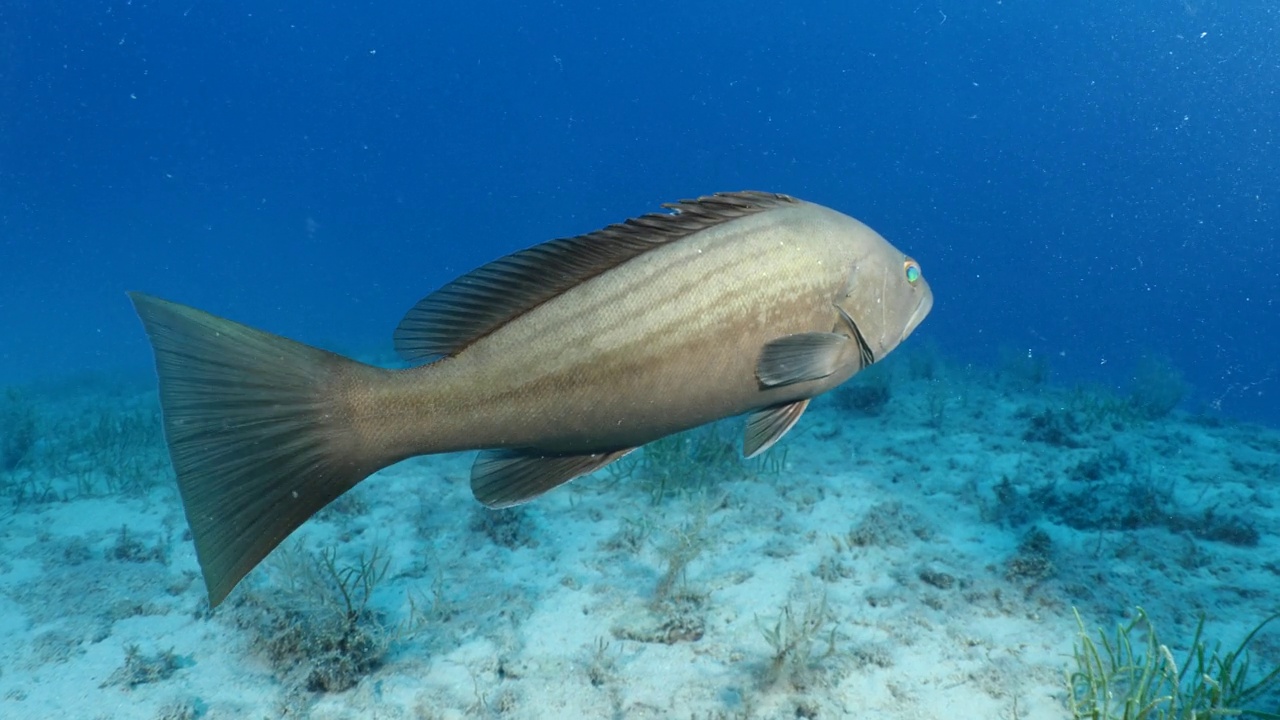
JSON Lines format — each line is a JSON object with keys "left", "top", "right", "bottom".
{"left": 130, "top": 192, "right": 932, "bottom": 605}
{"left": 369, "top": 197, "right": 916, "bottom": 454}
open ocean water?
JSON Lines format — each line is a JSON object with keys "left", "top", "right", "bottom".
{"left": 1, "top": 2, "right": 1278, "bottom": 719}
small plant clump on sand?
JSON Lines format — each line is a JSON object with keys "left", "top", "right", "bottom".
{"left": 235, "top": 541, "right": 409, "bottom": 694}
{"left": 583, "top": 636, "right": 617, "bottom": 688}
{"left": 1023, "top": 407, "right": 1088, "bottom": 449}
{"left": 757, "top": 590, "right": 838, "bottom": 691}
{"left": 613, "top": 516, "right": 710, "bottom": 645}
{"left": 653, "top": 514, "right": 707, "bottom": 605}
{"left": 471, "top": 505, "right": 538, "bottom": 549}
{"left": 99, "top": 644, "right": 183, "bottom": 688}
{"left": 1067, "top": 607, "right": 1280, "bottom": 719}
{"left": 841, "top": 501, "right": 930, "bottom": 549}
{"left": 105, "top": 524, "right": 168, "bottom": 564}
{"left": 1005, "top": 526, "right": 1055, "bottom": 585}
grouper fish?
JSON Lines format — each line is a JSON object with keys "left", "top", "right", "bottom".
{"left": 129, "top": 191, "right": 933, "bottom": 606}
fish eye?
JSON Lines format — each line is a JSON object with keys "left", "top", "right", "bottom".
{"left": 904, "top": 260, "right": 921, "bottom": 284}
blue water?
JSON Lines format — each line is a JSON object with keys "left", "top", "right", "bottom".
{"left": 4, "top": 4, "right": 1280, "bottom": 717}
{"left": 3, "top": 1, "right": 1276, "bottom": 423}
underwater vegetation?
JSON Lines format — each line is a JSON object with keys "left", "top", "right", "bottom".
{"left": 1067, "top": 607, "right": 1280, "bottom": 719}
{"left": 0, "top": 388, "right": 37, "bottom": 473}
{"left": 0, "top": 382, "right": 170, "bottom": 510}
{"left": 5, "top": 342, "right": 1279, "bottom": 718}
{"left": 1127, "top": 356, "right": 1190, "bottom": 422}
{"left": 973, "top": 351, "right": 1259, "bottom": 550}
{"left": 607, "top": 420, "right": 788, "bottom": 504}
{"left": 988, "top": 436, "right": 1260, "bottom": 549}
{"left": 757, "top": 590, "right": 838, "bottom": 691}
{"left": 100, "top": 643, "right": 184, "bottom": 689}
{"left": 232, "top": 541, "right": 416, "bottom": 695}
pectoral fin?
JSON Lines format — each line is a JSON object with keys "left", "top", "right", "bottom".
{"left": 757, "top": 333, "right": 851, "bottom": 387}
{"left": 471, "top": 448, "right": 635, "bottom": 508}
{"left": 744, "top": 399, "right": 810, "bottom": 458}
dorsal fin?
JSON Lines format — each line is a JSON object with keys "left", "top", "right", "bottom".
{"left": 393, "top": 191, "right": 799, "bottom": 361}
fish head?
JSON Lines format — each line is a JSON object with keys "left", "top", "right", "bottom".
{"left": 834, "top": 230, "right": 933, "bottom": 363}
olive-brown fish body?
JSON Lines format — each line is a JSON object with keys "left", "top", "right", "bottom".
{"left": 128, "top": 191, "right": 932, "bottom": 607}
{"left": 365, "top": 200, "right": 878, "bottom": 458}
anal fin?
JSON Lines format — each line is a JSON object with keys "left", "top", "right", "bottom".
{"left": 744, "top": 399, "right": 810, "bottom": 458}
{"left": 471, "top": 448, "right": 635, "bottom": 508}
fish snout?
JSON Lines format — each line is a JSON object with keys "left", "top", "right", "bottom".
{"left": 900, "top": 287, "right": 933, "bottom": 342}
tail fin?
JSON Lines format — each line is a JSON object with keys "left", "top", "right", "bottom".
{"left": 129, "top": 292, "right": 384, "bottom": 607}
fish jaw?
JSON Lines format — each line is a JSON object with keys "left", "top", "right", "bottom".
{"left": 901, "top": 282, "right": 934, "bottom": 343}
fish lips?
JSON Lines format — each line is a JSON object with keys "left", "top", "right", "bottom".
{"left": 901, "top": 289, "right": 933, "bottom": 342}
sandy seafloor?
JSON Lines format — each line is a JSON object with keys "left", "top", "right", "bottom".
{"left": 2, "top": 353, "right": 1279, "bottom": 720}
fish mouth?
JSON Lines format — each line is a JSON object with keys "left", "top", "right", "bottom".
{"left": 901, "top": 290, "right": 933, "bottom": 341}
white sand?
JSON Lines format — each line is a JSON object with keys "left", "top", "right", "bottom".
{"left": 2, "top": 363, "right": 1278, "bottom": 719}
